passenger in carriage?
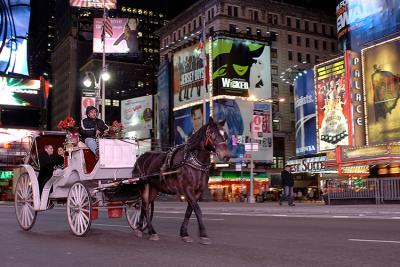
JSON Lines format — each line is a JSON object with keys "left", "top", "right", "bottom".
{"left": 56, "top": 147, "right": 65, "bottom": 166}
{"left": 80, "top": 106, "right": 108, "bottom": 155}
{"left": 38, "top": 145, "right": 57, "bottom": 194}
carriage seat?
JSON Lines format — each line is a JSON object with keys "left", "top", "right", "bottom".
{"left": 82, "top": 148, "right": 97, "bottom": 173}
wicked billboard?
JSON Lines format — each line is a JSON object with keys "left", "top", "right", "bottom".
{"left": 212, "top": 38, "right": 271, "bottom": 99}
{"left": 315, "top": 57, "right": 351, "bottom": 151}
{"left": 362, "top": 37, "right": 400, "bottom": 145}
{"left": 172, "top": 42, "right": 208, "bottom": 107}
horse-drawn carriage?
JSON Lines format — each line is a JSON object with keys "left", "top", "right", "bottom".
{"left": 15, "top": 118, "right": 230, "bottom": 244}
{"left": 14, "top": 131, "right": 148, "bottom": 236}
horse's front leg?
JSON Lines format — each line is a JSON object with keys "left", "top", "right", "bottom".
{"left": 180, "top": 204, "right": 194, "bottom": 243}
{"left": 185, "top": 190, "right": 211, "bottom": 245}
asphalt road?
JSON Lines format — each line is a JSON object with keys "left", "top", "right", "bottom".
{"left": 1, "top": 202, "right": 399, "bottom": 267}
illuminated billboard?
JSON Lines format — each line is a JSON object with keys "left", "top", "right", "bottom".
{"left": 0, "top": 76, "right": 42, "bottom": 107}
{"left": 121, "top": 95, "right": 153, "bottom": 139}
{"left": 174, "top": 103, "right": 210, "bottom": 145}
{"left": 212, "top": 38, "right": 271, "bottom": 99}
{"left": 70, "top": 0, "right": 116, "bottom": 9}
{"left": 315, "top": 57, "right": 351, "bottom": 151}
{"left": 93, "top": 18, "right": 139, "bottom": 54}
{"left": 0, "top": 0, "right": 30, "bottom": 76}
{"left": 336, "top": 0, "right": 400, "bottom": 51}
{"left": 173, "top": 42, "right": 208, "bottom": 107}
{"left": 213, "top": 99, "right": 273, "bottom": 162}
{"left": 294, "top": 69, "right": 317, "bottom": 156}
{"left": 157, "top": 61, "right": 171, "bottom": 148}
{"left": 362, "top": 37, "right": 400, "bottom": 145}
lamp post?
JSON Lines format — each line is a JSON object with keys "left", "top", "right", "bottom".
{"left": 247, "top": 95, "right": 285, "bottom": 204}
{"left": 83, "top": 69, "right": 110, "bottom": 121}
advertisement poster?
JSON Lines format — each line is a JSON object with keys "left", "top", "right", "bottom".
{"left": 336, "top": 0, "right": 400, "bottom": 51}
{"left": 0, "top": 76, "right": 41, "bottom": 107}
{"left": 121, "top": 96, "right": 153, "bottom": 138}
{"left": 81, "top": 97, "right": 96, "bottom": 120}
{"left": 93, "top": 18, "right": 139, "bottom": 54}
{"left": 362, "top": 37, "right": 400, "bottom": 144}
{"left": 157, "top": 61, "right": 171, "bottom": 149}
{"left": 315, "top": 57, "right": 351, "bottom": 151}
{"left": 173, "top": 42, "right": 208, "bottom": 107}
{"left": 69, "top": 0, "right": 116, "bottom": 9}
{"left": 174, "top": 103, "right": 210, "bottom": 145}
{"left": 294, "top": 69, "right": 317, "bottom": 156}
{"left": 0, "top": 0, "right": 30, "bottom": 76}
{"left": 212, "top": 38, "right": 271, "bottom": 99}
{"left": 213, "top": 99, "right": 273, "bottom": 162}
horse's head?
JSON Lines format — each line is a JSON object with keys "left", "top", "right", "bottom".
{"left": 204, "top": 117, "right": 230, "bottom": 162}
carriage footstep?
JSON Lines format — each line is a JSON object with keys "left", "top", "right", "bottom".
{"left": 134, "top": 229, "right": 143, "bottom": 238}
{"left": 181, "top": 236, "right": 194, "bottom": 243}
{"left": 199, "top": 237, "right": 212, "bottom": 245}
{"left": 149, "top": 234, "right": 159, "bottom": 241}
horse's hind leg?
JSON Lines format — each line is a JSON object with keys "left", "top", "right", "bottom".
{"left": 180, "top": 204, "right": 194, "bottom": 243}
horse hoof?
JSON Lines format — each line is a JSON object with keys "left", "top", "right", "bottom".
{"left": 134, "top": 229, "right": 143, "bottom": 238}
{"left": 181, "top": 236, "right": 194, "bottom": 243}
{"left": 150, "top": 234, "right": 159, "bottom": 241}
{"left": 199, "top": 237, "right": 212, "bottom": 245}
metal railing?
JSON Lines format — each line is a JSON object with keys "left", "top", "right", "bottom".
{"left": 326, "top": 178, "right": 400, "bottom": 204}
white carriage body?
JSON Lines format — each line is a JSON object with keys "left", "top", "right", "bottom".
{"left": 19, "top": 137, "right": 137, "bottom": 211}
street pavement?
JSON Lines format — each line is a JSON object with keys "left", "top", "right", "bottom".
{"left": 1, "top": 201, "right": 399, "bottom": 267}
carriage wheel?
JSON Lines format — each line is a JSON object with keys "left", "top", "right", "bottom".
{"left": 125, "top": 200, "right": 154, "bottom": 231}
{"left": 67, "top": 182, "right": 92, "bottom": 237}
{"left": 15, "top": 172, "right": 37, "bottom": 231}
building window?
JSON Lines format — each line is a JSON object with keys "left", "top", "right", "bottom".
{"left": 270, "top": 31, "right": 278, "bottom": 41}
{"left": 296, "top": 19, "right": 300, "bottom": 29}
{"left": 272, "top": 157, "right": 285, "bottom": 169}
{"left": 322, "top": 24, "right": 326, "bottom": 35}
{"left": 249, "top": 9, "right": 259, "bottom": 21}
{"left": 297, "top": 52, "right": 302, "bottom": 62}
{"left": 112, "top": 100, "right": 119, "bottom": 107}
{"left": 306, "top": 53, "right": 311, "bottom": 63}
{"left": 288, "top": 34, "right": 292, "bottom": 44}
{"left": 289, "top": 85, "right": 294, "bottom": 96}
{"left": 314, "top": 39, "right": 319, "bottom": 49}
{"left": 199, "top": 16, "right": 202, "bottom": 25}
{"left": 271, "top": 48, "right": 278, "bottom": 58}
{"left": 228, "top": 5, "right": 238, "bottom": 17}
{"left": 193, "top": 19, "right": 197, "bottom": 29}
{"left": 305, "top": 38, "right": 310, "bottom": 47}
{"left": 268, "top": 13, "right": 278, "bottom": 24}
{"left": 211, "top": 8, "right": 214, "bottom": 18}
{"left": 209, "top": 26, "right": 214, "bottom": 35}
{"left": 188, "top": 23, "right": 191, "bottom": 32}
{"left": 330, "top": 26, "right": 335, "bottom": 36}
{"left": 272, "top": 118, "right": 280, "bottom": 132}
{"left": 313, "top": 22, "right": 318, "bottom": 33}
{"left": 315, "top": 55, "right": 320, "bottom": 63}
{"left": 246, "top": 27, "right": 251, "bottom": 35}
{"left": 183, "top": 26, "right": 186, "bottom": 35}
{"left": 323, "top": 41, "right": 327, "bottom": 50}
{"left": 288, "top": 51, "right": 293, "bottom": 61}
{"left": 286, "top": 17, "right": 291, "bottom": 27}
{"left": 296, "top": 36, "right": 301, "bottom": 46}
{"left": 331, "top": 42, "right": 336, "bottom": 52}
{"left": 290, "top": 102, "right": 294, "bottom": 113}
{"left": 271, "top": 66, "right": 278, "bottom": 75}
{"left": 272, "top": 83, "right": 279, "bottom": 97}
{"left": 305, "top": 21, "right": 309, "bottom": 31}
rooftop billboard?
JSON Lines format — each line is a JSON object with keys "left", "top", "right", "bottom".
{"left": 70, "top": 0, "right": 117, "bottom": 9}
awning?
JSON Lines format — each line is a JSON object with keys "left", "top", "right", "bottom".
{"left": 209, "top": 171, "right": 269, "bottom": 183}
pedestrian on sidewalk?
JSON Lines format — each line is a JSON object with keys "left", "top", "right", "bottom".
{"left": 279, "top": 165, "right": 295, "bottom": 206}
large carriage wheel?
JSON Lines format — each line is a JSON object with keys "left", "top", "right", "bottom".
{"left": 67, "top": 182, "right": 92, "bottom": 237}
{"left": 125, "top": 200, "right": 154, "bottom": 231}
{"left": 15, "top": 172, "right": 37, "bottom": 231}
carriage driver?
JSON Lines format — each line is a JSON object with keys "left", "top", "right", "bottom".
{"left": 80, "top": 106, "right": 108, "bottom": 154}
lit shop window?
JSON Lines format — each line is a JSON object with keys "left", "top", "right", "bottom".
{"left": 112, "top": 100, "right": 119, "bottom": 107}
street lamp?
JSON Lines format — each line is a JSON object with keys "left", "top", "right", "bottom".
{"left": 247, "top": 96, "right": 285, "bottom": 204}
{"left": 82, "top": 69, "right": 110, "bottom": 121}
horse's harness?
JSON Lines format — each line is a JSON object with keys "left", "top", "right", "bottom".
{"left": 162, "top": 125, "right": 226, "bottom": 172}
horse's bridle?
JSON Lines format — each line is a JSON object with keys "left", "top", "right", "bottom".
{"left": 204, "top": 125, "right": 227, "bottom": 152}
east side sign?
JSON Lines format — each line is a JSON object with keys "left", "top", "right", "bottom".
{"left": 286, "top": 156, "right": 327, "bottom": 173}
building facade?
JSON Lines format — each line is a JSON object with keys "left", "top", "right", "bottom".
{"left": 157, "top": 0, "right": 337, "bottom": 169}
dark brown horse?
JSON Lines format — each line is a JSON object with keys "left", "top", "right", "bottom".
{"left": 132, "top": 117, "right": 230, "bottom": 244}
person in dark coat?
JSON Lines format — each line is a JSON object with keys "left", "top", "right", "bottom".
{"left": 38, "top": 145, "right": 57, "bottom": 194}
{"left": 56, "top": 147, "right": 65, "bottom": 166}
{"left": 80, "top": 106, "right": 108, "bottom": 154}
{"left": 279, "top": 165, "right": 295, "bottom": 206}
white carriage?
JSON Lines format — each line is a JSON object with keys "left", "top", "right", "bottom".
{"left": 14, "top": 131, "right": 149, "bottom": 236}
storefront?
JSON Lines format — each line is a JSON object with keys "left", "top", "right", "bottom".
{"left": 208, "top": 171, "right": 269, "bottom": 202}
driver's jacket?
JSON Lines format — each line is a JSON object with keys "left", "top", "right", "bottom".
{"left": 80, "top": 118, "right": 108, "bottom": 139}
